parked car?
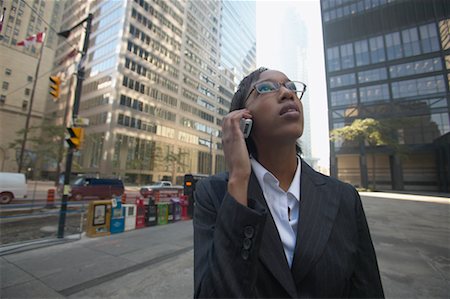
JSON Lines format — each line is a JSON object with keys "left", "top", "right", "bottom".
{"left": 139, "top": 181, "right": 182, "bottom": 198}
{"left": 139, "top": 181, "right": 171, "bottom": 196}
{"left": 0, "top": 172, "right": 27, "bottom": 204}
{"left": 70, "top": 177, "right": 124, "bottom": 200}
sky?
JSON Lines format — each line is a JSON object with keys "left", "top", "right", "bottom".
{"left": 256, "top": 0, "right": 330, "bottom": 170}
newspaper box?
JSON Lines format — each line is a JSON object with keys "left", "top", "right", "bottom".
{"left": 123, "top": 203, "right": 136, "bottom": 231}
{"left": 110, "top": 198, "right": 124, "bottom": 234}
{"left": 156, "top": 202, "right": 169, "bottom": 225}
{"left": 180, "top": 195, "right": 189, "bottom": 220}
{"left": 145, "top": 197, "right": 157, "bottom": 226}
{"left": 86, "top": 200, "right": 111, "bottom": 237}
{"left": 170, "top": 198, "right": 181, "bottom": 222}
{"left": 135, "top": 198, "right": 146, "bottom": 229}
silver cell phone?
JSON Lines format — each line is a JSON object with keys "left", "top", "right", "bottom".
{"left": 240, "top": 118, "right": 253, "bottom": 138}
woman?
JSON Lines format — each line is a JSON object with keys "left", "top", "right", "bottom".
{"left": 193, "top": 68, "right": 384, "bottom": 298}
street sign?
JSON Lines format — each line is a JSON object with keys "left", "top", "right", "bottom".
{"left": 73, "top": 117, "right": 89, "bottom": 126}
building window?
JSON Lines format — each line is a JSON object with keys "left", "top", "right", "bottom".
{"left": 439, "top": 20, "right": 450, "bottom": 51}
{"left": 389, "top": 58, "right": 442, "bottom": 79}
{"left": 330, "top": 73, "right": 356, "bottom": 88}
{"left": 2, "top": 81, "right": 9, "bottom": 90}
{"left": 5, "top": 68, "right": 12, "bottom": 75}
{"left": 391, "top": 75, "right": 445, "bottom": 99}
{"left": 27, "top": 75, "right": 33, "bottom": 82}
{"left": 340, "top": 43, "right": 354, "bottom": 69}
{"left": 358, "top": 67, "right": 387, "bottom": 83}
{"left": 354, "top": 39, "right": 370, "bottom": 66}
{"left": 22, "top": 100, "right": 28, "bottom": 109}
{"left": 330, "top": 88, "right": 358, "bottom": 106}
{"left": 326, "top": 46, "right": 340, "bottom": 72}
{"left": 385, "top": 32, "right": 403, "bottom": 60}
{"left": 419, "top": 23, "right": 440, "bottom": 53}
{"left": 359, "top": 84, "right": 390, "bottom": 103}
{"left": 431, "top": 112, "right": 450, "bottom": 135}
{"left": 0, "top": 95, "right": 6, "bottom": 104}
{"left": 402, "top": 27, "right": 421, "bottom": 57}
{"left": 25, "top": 88, "right": 30, "bottom": 96}
{"left": 369, "top": 36, "right": 385, "bottom": 63}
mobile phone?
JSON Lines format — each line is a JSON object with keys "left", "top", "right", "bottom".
{"left": 240, "top": 118, "right": 253, "bottom": 138}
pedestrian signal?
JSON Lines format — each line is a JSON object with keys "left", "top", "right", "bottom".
{"left": 49, "top": 76, "right": 61, "bottom": 100}
{"left": 66, "top": 127, "right": 84, "bottom": 150}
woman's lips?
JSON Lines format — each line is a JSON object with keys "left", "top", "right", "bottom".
{"left": 279, "top": 103, "right": 299, "bottom": 116}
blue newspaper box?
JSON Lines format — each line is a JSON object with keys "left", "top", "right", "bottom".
{"left": 170, "top": 198, "right": 181, "bottom": 222}
{"left": 110, "top": 198, "right": 125, "bottom": 234}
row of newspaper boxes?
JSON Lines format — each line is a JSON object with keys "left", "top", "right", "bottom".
{"left": 85, "top": 196, "right": 189, "bottom": 238}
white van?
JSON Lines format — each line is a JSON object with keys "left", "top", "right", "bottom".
{"left": 0, "top": 172, "right": 27, "bottom": 204}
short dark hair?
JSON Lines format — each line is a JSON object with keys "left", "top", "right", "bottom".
{"left": 229, "top": 67, "right": 268, "bottom": 112}
{"left": 228, "top": 67, "right": 302, "bottom": 157}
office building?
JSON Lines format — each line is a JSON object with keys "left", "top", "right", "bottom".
{"left": 0, "top": 0, "right": 61, "bottom": 173}
{"left": 321, "top": 0, "right": 449, "bottom": 191}
{"left": 49, "top": 0, "right": 256, "bottom": 184}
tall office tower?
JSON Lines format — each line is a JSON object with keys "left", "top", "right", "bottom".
{"left": 321, "top": 0, "right": 449, "bottom": 191}
{"left": 258, "top": 6, "right": 319, "bottom": 170}
{"left": 220, "top": 1, "right": 256, "bottom": 85}
{"left": 0, "top": 0, "right": 61, "bottom": 173}
{"left": 49, "top": 0, "right": 256, "bottom": 184}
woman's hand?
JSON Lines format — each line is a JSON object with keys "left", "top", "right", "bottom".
{"left": 221, "top": 109, "right": 252, "bottom": 206}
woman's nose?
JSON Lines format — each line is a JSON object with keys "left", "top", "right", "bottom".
{"left": 279, "top": 85, "right": 295, "bottom": 101}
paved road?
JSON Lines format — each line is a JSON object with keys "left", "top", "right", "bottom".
{"left": 1, "top": 192, "right": 449, "bottom": 298}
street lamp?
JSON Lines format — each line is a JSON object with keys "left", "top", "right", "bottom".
{"left": 57, "top": 13, "right": 93, "bottom": 239}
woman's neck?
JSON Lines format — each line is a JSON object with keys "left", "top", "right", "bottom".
{"left": 255, "top": 145, "right": 298, "bottom": 191}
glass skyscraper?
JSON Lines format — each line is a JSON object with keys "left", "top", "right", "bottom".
{"left": 49, "top": 0, "right": 256, "bottom": 184}
{"left": 321, "top": 0, "right": 449, "bottom": 191}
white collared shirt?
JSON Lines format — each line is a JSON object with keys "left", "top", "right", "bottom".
{"left": 250, "top": 156, "right": 301, "bottom": 268}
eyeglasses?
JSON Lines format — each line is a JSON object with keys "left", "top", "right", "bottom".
{"left": 245, "top": 80, "right": 307, "bottom": 102}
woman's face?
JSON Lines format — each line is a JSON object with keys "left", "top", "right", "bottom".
{"left": 245, "top": 70, "right": 304, "bottom": 146}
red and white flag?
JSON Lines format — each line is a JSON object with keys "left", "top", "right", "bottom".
{"left": 16, "top": 31, "right": 45, "bottom": 47}
{"left": 0, "top": 7, "right": 6, "bottom": 33}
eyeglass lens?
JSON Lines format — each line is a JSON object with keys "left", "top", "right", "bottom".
{"left": 255, "top": 81, "right": 305, "bottom": 94}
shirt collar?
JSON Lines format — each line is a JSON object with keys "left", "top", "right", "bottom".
{"left": 250, "top": 155, "right": 301, "bottom": 202}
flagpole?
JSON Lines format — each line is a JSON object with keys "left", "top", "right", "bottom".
{"left": 18, "top": 28, "right": 47, "bottom": 174}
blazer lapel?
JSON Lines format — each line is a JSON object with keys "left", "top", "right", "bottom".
{"left": 291, "top": 161, "right": 340, "bottom": 285}
{"left": 248, "top": 172, "right": 298, "bottom": 298}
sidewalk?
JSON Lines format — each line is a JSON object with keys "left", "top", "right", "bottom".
{"left": 1, "top": 192, "right": 449, "bottom": 298}
{"left": 0, "top": 221, "right": 193, "bottom": 299}
{"left": 359, "top": 190, "right": 450, "bottom": 204}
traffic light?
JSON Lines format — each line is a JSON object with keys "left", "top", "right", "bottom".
{"left": 49, "top": 76, "right": 61, "bottom": 100}
{"left": 66, "top": 127, "right": 84, "bottom": 150}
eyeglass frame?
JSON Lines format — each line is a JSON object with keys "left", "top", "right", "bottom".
{"left": 244, "top": 80, "right": 307, "bottom": 102}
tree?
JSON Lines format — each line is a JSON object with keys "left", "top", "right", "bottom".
{"left": 330, "top": 118, "right": 397, "bottom": 190}
{"left": 155, "top": 146, "right": 189, "bottom": 184}
{"left": 9, "top": 120, "right": 65, "bottom": 179}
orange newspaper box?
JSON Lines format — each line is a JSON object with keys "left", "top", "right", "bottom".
{"left": 86, "top": 200, "right": 112, "bottom": 237}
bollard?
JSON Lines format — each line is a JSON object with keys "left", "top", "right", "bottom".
{"left": 45, "top": 189, "right": 56, "bottom": 208}
{"left": 121, "top": 192, "right": 127, "bottom": 204}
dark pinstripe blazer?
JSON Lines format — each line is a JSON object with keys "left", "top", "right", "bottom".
{"left": 193, "top": 160, "right": 384, "bottom": 298}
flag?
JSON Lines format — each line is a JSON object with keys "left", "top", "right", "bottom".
{"left": 16, "top": 31, "right": 45, "bottom": 47}
{"left": 0, "top": 7, "right": 6, "bottom": 33}
{"left": 58, "top": 48, "right": 78, "bottom": 65}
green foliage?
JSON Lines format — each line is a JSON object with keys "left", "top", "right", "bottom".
{"left": 9, "top": 120, "right": 65, "bottom": 168}
{"left": 330, "top": 118, "right": 403, "bottom": 190}
{"left": 331, "top": 118, "right": 389, "bottom": 147}
{"left": 154, "top": 146, "right": 189, "bottom": 184}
